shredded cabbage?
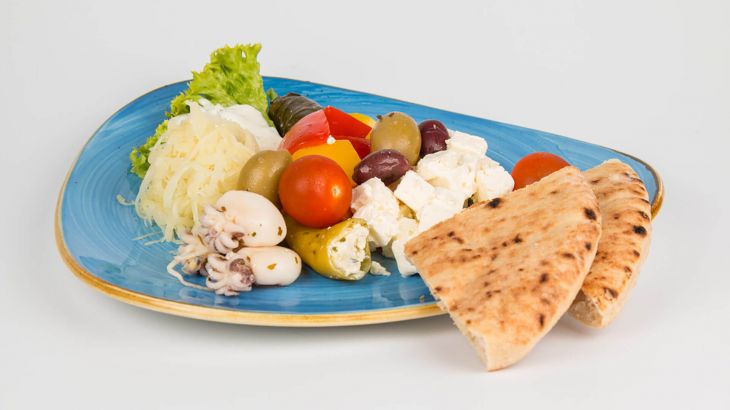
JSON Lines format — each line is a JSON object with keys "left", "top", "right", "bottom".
{"left": 135, "top": 101, "right": 259, "bottom": 241}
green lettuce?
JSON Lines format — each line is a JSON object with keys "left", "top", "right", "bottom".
{"left": 129, "top": 44, "right": 270, "bottom": 178}
{"left": 266, "top": 87, "right": 279, "bottom": 102}
{"left": 129, "top": 120, "right": 167, "bottom": 178}
{"left": 168, "top": 44, "right": 271, "bottom": 120}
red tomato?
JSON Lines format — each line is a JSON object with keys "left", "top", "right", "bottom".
{"left": 511, "top": 152, "right": 570, "bottom": 190}
{"left": 280, "top": 110, "right": 329, "bottom": 153}
{"left": 278, "top": 156, "right": 353, "bottom": 228}
{"left": 335, "top": 135, "right": 371, "bottom": 159}
{"left": 323, "top": 106, "right": 372, "bottom": 138}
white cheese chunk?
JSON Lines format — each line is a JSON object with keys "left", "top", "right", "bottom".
{"left": 417, "top": 150, "right": 460, "bottom": 182}
{"left": 397, "top": 217, "right": 419, "bottom": 238}
{"left": 394, "top": 171, "right": 435, "bottom": 213}
{"left": 474, "top": 157, "right": 515, "bottom": 202}
{"left": 416, "top": 150, "right": 477, "bottom": 202}
{"left": 392, "top": 239, "right": 417, "bottom": 276}
{"left": 369, "top": 260, "right": 391, "bottom": 276}
{"left": 446, "top": 131, "right": 488, "bottom": 157}
{"left": 351, "top": 178, "right": 400, "bottom": 248}
{"left": 416, "top": 189, "right": 465, "bottom": 232}
{"left": 329, "top": 223, "right": 370, "bottom": 279}
{"left": 391, "top": 217, "right": 419, "bottom": 276}
{"left": 417, "top": 202, "right": 458, "bottom": 232}
{"left": 432, "top": 187, "right": 465, "bottom": 211}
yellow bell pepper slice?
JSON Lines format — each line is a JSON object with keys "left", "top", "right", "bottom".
{"left": 291, "top": 139, "right": 361, "bottom": 185}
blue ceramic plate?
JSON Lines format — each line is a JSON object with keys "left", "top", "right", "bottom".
{"left": 55, "top": 77, "right": 663, "bottom": 327}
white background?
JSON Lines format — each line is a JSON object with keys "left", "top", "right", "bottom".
{"left": 2, "top": 1, "right": 729, "bottom": 408}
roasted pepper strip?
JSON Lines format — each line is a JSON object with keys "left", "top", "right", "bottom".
{"left": 284, "top": 216, "right": 371, "bottom": 281}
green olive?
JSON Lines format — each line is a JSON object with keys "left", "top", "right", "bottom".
{"left": 237, "top": 150, "right": 292, "bottom": 206}
{"left": 370, "top": 112, "right": 421, "bottom": 165}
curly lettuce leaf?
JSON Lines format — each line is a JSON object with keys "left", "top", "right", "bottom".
{"left": 130, "top": 43, "right": 270, "bottom": 178}
{"left": 169, "top": 44, "right": 270, "bottom": 122}
{"left": 130, "top": 120, "right": 167, "bottom": 178}
{"left": 266, "top": 87, "right": 279, "bottom": 103}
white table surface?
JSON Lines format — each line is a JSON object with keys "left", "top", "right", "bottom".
{"left": 2, "top": 1, "right": 729, "bottom": 408}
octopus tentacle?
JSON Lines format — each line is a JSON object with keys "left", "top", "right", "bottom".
{"left": 166, "top": 204, "right": 254, "bottom": 294}
{"left": 205, "top": 253, "right": 255, "bottom": 296}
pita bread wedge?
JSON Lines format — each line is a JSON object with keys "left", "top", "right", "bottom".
{"left": 405, "top": 166, "right": 601, "bottom": 371}
{"left": 569, "top": 159, "right": 652, "bottom": 328}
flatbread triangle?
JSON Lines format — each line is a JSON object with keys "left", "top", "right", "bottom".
{"left": 405, "top": 166, "right": 602, "bottom": 371}
{"left": 569, "top": 159, "right": 652, "bottom": 327}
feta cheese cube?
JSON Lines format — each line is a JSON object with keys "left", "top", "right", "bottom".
{"left": 382, "top": 217, "right": 417, "bottom": 258}
{"left": 433, "top": 187, "right": 466, "bottom": 211}
{"left": 474, "top": 157, "right": 515, "bottom": 202}
{"left": 446, "top": 131, "right": 488, "bottom": 157}
{"left": 351, "top": 177, "right": 397, "bottom": 210}
{"left": 394, "top": 171, "right": 435, "bottom": 213}
{"left": 416, "top": 192, "right": 463, "bottom": 233}
{"left": 391, "top": 217, "right": 419, "bottom": 276}
{"left": 416, "top": 150, "right": 477, "bottom": 201}
{"left": 351, "top": 178, "right": 400, "bottom": 248}
{"left": 417, "top": 150, "right": 460, "bottom": 182}
{"left": 417, "top": 202, "right": 457, "bottom": 232}
{"left": 392, "top": 238, "right": 417, "bottom": 276}
{"left": 397, "top": 217, "right": 419, "bottom": 238}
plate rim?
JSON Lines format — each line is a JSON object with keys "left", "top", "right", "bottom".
{"left": 54, "top": 78, "right": 664, "bottom": 327}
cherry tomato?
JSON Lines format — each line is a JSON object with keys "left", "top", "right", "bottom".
{"left": 511, "top": 152, "right": 570, "bottom": 190}
{"left": 279, "top": 156, "right": 352, "bottom": 228}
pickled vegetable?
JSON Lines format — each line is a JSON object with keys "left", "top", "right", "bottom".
{"left": 418, "top": 119, "right": 450, "bottom": 157}
{"left": 237, "top": 150, "right": 292, "bottom": 206}
{"left": 268, "top": 93, "right": 322, "bottom": 135}
{"left": 353, "top": 149, "right": 411, "bottom": 185}
{"left": 285, "top": 216, "right": 372, "bottom": 280}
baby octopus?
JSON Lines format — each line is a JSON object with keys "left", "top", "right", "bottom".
{"left": 205, "top": 253, "right": 256, "bottom": 296}
{"left": 166, "top": 191, "right": 299, "bottom": 296}
{"left": 165, "top": 230, "right": 211, "bottom": 291}
{"left": 198, "top": 204, "right": 247, "bottom": 254}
